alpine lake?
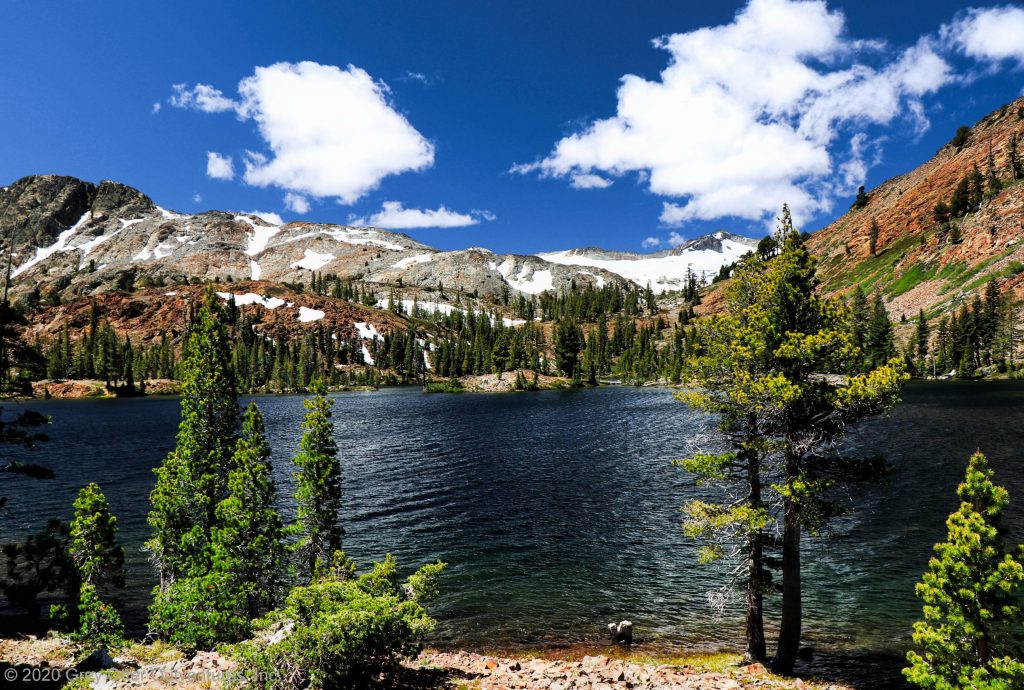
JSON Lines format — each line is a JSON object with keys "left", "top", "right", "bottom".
{"left": 3, "top": 380, "right": 1022, "bottom": 687}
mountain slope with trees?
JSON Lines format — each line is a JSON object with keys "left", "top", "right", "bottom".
{"left": 808, "top": 98, "right": 1024, "bottom": 327}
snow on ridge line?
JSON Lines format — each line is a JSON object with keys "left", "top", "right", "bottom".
{"left": 11, "top": 211, "right": 91, "bottom": 278}
{"left": 298, "top": 306, "right": 325, "bottom": 323}
{"left": 494, "top": 258, "right": 553, "bottom": 295}
{"left": 158, "top": 206, "right": 187, "bottom": 220}
{"left": 536, "top": 241, "right": 752, "bottom": 294}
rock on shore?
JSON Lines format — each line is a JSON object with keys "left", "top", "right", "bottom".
{"left": 416, "top": 650, "right": 850, "bottom": 689}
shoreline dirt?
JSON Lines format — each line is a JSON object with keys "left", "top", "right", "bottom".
{"left": 0, "top": 636, "right": 855, "bottom": 689}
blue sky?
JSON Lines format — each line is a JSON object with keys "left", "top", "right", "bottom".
{"left": 2, "top": 1, "right": 1024, "bottom": 254}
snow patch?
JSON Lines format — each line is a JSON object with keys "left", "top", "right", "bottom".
{"left": 354, "top": 322, "right": 383, "bottom": 341}
{"left": 216, "top": 292, "right": 286, "bottom": 309}
{"left": 298, "top": 306, "right": 325, "bottom": 323}
{"left": 238, "top": 216, "right": 282, "bottom": 257}
{"left": 495, "top": 259, "right": 554, "bottom": 294}
{"left": 250, "top": 260, "right": 262, "bottom": 281}
{"left": 133, "top": 240, "right": 177, "bottom": 262}
{"left": 361, "top": 344, "right": 375, "bottom": 366}
{"left": 392, "top": 253, "right": 433, "bottom": 269}
{"left": 290, "top": 249, "right": 334, "bottom": 271}
{"left": 375, "top": 298, "right": 457, "bottom": 316}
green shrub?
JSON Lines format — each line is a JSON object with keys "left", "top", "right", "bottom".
{"left": 234, "top": 554, "right": 445, "bottom": 690}
{"left": 148, "top": 571, "right": 248, "bottom": 650}
{"left": 71, "top": 583, "right": 124, "bottom": 649}
{"left": 423, "top": 378, "right": 463, "bottom": 393}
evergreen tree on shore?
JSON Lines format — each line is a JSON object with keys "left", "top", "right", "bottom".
{"left": 146, "top": 287, "right": 239, "bottom": 587}
{"left": 65, "top": 483, "right": 125, "bottom": 648}
{"left": 212, "top": 403, "right": 285, "bottom": 620}
{"left": 680, "top": 205, "right": 907, "bottom": 674}
{"left": 905, "top": 452, "right": 1024, "bottom": 689}
{"left": 293, "top": 380, "right": 343, "bottom": 581}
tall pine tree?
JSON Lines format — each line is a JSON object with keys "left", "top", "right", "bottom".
{"left": 293, "top": 380, "right": 343, "bottom": 581}
{"left": 146, "top": 287, "right": 239, "bottom": 587}
{"left": 212, "top": 403, "right": 285, "bottom": 620}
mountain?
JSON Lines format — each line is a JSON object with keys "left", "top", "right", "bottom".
{"left": 807, "top": 96, "right": 1024, "bottom": 322}
{"left": 0, "top": 175, "right": 755, "bottom": 308}
{"left": 537, "top": 232, "right": 759, "bottom": 294}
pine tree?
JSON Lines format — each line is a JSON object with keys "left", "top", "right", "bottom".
{"left": 66, "top": 483, "right": 125, "bottom": 649}
{"left": 211, "top": 403, "right": 285, "bottom": 620}
{"left": 915, "top": 309, "right": 931, "bottom": 365}
{"left": 69, "top": 484, "right": 125, "bottom": 589}
{"left": 986, "top": 149, "right": 1001, "bottom": 200}
{"left": 853, "top": 185, "right": 869, "bottom": 209}
{"left": 293, "top": 380, "right": 343, "bottom": 581}
{"left": 554, "top": 318, "right": 584, "bottom": 377}
{"left": 147, "top": 286, "right": 239, "bottom": 586}
{"left": 904, "top": 452, "right": 1024, "bottom": 689}
{"left": 869, "top": 218, "right": 880, "bottom": 256}
{"left": 866, "top": 294, "right": 896, "bottom": 368}
{"left": 970, "top": 164, "right": 986, "bottom": 211}
{"left": 680, "top": 206, "right": 906, "bottom": 671}
{"left": 951, "top": 176, "right": 972, "bottom": 218}
{"left": 1008, "top": 132, "right": 1021, "bottom": 180}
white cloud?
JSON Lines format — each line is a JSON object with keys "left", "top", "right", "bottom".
{"left": 350, "top": 201, "right": 492, "bottom": 229}
{"left": 192, "top": 193, "right": 202, "bottom": 204}
{"left": 151, "top": 102, "right": 161, "bottom": 114}
{"left": 284, "top": 192, "right": 310, "bottom": 214}
{"left": 237, "top": 62, "right": 434, "bottom": 203}
{"left": 944, "top": 6, "right": 1024, "bottom": 65}
{"left": 170, "top": 83, "right": 237, "bottom": 113}
{"left": 570, "top": 173, "right": 613, "bottom": 189}
{"left": 170, "top": 62, "right": 435, "bottom": 205}
{"left": 238, "top": 210, "right": 285, "bottom": 225}
{"left": 206, "top": 152, "right": 235, "bottom": 180}
{"left": 514, "top": 0, "right": 956, "bottom": 228}
{"left": 667, "top": 232, "right": 686, "bottom": 248}
{"left": 641, "top": 236, "right": 662, "bottom": 249}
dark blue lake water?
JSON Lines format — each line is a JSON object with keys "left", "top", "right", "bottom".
{"left": 1, "top": 382, "right": 1022, "bottom": 672}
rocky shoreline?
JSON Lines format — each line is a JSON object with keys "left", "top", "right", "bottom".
{"left": 0, "top": 637, "right": 853, "bottom": 690}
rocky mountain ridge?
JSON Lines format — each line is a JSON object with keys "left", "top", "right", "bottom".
{"left": 0, "top": 175, "right": 756, "bottom": 309}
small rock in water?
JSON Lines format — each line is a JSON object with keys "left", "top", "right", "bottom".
{"left": 607, "top": 620, "right": 633, "bottom": 644}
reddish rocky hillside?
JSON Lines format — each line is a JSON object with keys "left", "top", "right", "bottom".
{"left": 24, "top": 282, "right": 410, "bottom": 349}
{"left": 808, "top": 96, "right": 1024, "bottom": 321}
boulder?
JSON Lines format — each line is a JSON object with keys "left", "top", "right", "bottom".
{"left": 75, "top": 647, "right": 115, "bottom": 672}
{"left": 607, "top": 620, "right": 633, "bottom": 644}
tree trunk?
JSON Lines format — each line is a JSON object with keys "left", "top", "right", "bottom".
{"left": 746, "top": 530, "right": 767, "bottom": 662}
{"left": 773, "top": 487, "right": 802, "bottom": 675}
{"left": 745, "top": 445, "right": 767, "bottom": 662}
